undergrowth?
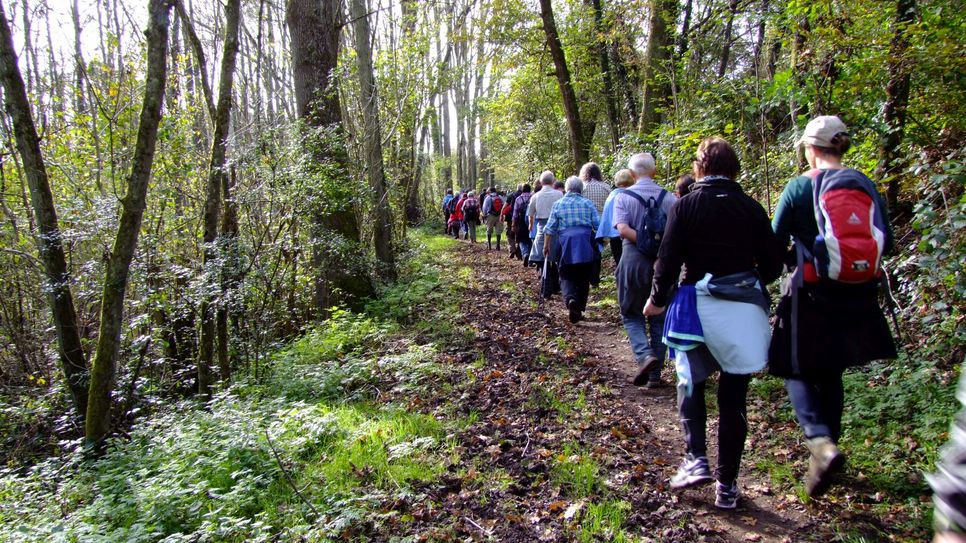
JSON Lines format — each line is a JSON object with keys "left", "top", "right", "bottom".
{"left": 747, "top": 352, "right": 959, "bottom": 539}
{"left": 0, "top": 229, "right": 462, "bottom": 542}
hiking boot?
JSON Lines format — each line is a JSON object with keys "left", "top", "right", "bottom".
{"left": 567, "top": 299, "right": 581, "bottom": 323}
{"left": 645, "top": 377, "right": 667, "bottom": 389}
{"left": 715, "top": 480, "right": 740, "bottom": 509}
{"left": 670, "top": 454, "right": 714, "bottom": 490}
{"left": 805, "top": 436, "right": 845, "bottom": 498}
{"left": 630, "top": 355, "right": 659, "bottom": 386}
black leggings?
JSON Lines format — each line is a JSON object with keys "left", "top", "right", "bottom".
{"left": 678, "top": 372, "right": 751, "bottom": 486}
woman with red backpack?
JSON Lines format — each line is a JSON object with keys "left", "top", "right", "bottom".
{"left": 459, "top": 190, "right": 481, "bottom": 243}
{"left": 448, "top": 191, "right": 464, "bottom": 239}
{"left": 770, "top": 115, "right": 897, "bottom": 498}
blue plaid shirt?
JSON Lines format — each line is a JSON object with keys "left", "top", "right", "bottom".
{"left": 543, "top": 192, "right": 600, "bottom": 237}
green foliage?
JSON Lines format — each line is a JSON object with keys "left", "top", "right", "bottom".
{"left": 903, "top": 151, "right": 966, "bottom": 356}
{"left": 365, "top": 230, "right": 456, "bottom": 325}
{"left": 263, "top": 309, "right": 390, "bottom": 402}
{"left": 0, "top": 231, "right": 461, "bottom": 542}
{"left": 0, "top": 395, "right": 450, "bottom": 542}
{"left": 841, "top": 360, "right": 958, "bottom": 498}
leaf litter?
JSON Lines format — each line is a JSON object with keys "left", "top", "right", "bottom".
{"left": 374, "top": 241, "right": 896, "bottom": 542}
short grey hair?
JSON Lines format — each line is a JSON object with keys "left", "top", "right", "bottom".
{"left": 565, "top": 176, "right": 584, "bottom": 194}
{"left": 539, "top": 170, "right": 556, "bottom": 185}
{"left": 628, "top": 153, "right": 656, "bottom": 176}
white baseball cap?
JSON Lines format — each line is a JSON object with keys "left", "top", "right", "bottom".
{"left": 797, "top": 115, "right": 849, "bottom": 148}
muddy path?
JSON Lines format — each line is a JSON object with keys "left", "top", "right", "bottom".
{"left": 422, "top": 239, "right": 840, "bottom": 542}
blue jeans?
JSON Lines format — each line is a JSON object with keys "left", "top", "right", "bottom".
{"left": 785, "top": 373, "right": 845, "bottom": 441}
{"left": 519, "top": 239, "right": 533, "bottom": 262}
{"left": 622, "top": 313, "right": 666, "bottom": 379}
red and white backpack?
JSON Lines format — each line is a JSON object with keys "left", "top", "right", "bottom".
{"left": 801, "top": 168, "right": 888, "bottom": 284}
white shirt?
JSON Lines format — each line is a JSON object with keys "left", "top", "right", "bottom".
{"left": 527, "top": 185, "right": 564, "bottom": 220}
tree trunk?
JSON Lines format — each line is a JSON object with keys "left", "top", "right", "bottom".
{"left": 875, "top": 0, "right": 917, "bottom": 214}
{"left": 286, "top": 0, "right": 372, "bottom": 312}
{"left": 677, "top": 0, "right": 694, "bottom": 58}
{"left": 439, "top": 4, "right": 453, "bottom": 188}
{"left": 752, "top": 0, "right": 769, "bottom": 74}
{"left": 538, "top": 0, "right": 587, "bottom": 171}
{"left": 86, "top": 0, "right": 171, "bottom": 445}
{"left": 0, "top": 1, "right": 89, "bottom": 419}
{"left": 789, "top": 16, "right": 811, "bottom": 159}
{"left": 350, "top": 0, "right": 395, "bottom": 278}
{"left": 718, "top": 0, "right": 740, "bottom": 78}
{"left": 398, "top": 0, "right": 422, "bottom": 225}
{"left": 589, "top": 0, "right": 620, "bottom": 151}
{"left": 639, "top": 0, "right": 679, "bottom": 133}
{"left": 173, "top": 0, "right": 215, "bottom": 119}
{"left": 218, "top": 166, "right": 241, "bottom": 381}
{"left": 612, "top": 40, "right": 638, "bottom": 128}
{"left": 198, "top": 0, "right": 241, "bottom": 397}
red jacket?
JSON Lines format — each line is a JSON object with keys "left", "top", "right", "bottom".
{"left": 450, "top": 196, "right": 465, "bottom": 221}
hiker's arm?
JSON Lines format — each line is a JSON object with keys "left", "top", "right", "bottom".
{"left": 649, "top": 203, "right": 685, "bottom": 308}
{"left": 543, "top": 234, "right": 553, "bottom": 257}
{"left": 771, "top": 180, "right": 800, "bottom": 246}
{"left": 616, "top": 223, "right": 636, "bottom": 244}
{"left": 755, "top": 206, "right": 784, "bottom": 285}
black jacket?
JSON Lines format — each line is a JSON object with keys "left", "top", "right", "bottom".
{"left": 650, "top": 178, "right": 783, "bottom": 307}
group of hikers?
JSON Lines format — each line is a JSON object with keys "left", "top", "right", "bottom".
{"left": 439, "top": 115, "right": 926, "bottom": 515}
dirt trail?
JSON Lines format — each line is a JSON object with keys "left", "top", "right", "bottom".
{"left": 435, "top": 240, "right": 829, "bottom": 542}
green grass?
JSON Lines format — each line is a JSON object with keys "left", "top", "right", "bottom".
{"left": 579, "top": 500, "right": 632, "bottom": 543}
{"left": 552, "top": 443, "right": 602, "bottom": 498}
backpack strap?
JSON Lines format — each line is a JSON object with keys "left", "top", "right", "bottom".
{"left": 655, "top": 189, "right": 668, "bottom": 209}
{"left": 620, "top": 190, "right": 649, "bottom": 207}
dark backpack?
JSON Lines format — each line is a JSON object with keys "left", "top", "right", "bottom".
{"left": 513, "top": 193, "right": 531, "bottom": 224}
{"left": 489, "top": 195, "right": 504, "bottom": 216}
{"left": 445, "top": 197, "right": 458, "bottom": 216}
{"left": 463, "top": 197, "right": 480, "bottom": 221}
{"left": 801, "top": 168, "right": 888, "bottom": 284}
{"left": 621, "top": 189, "right": 668, "bottom": 258}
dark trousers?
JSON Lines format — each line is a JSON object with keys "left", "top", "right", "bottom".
{"left": 678, "top": 372, "right": 751, "bottom": 485}
{"left": 785, "top": 373, "right": 845, "bottom": 442}
{"left": 610, "top": 237, "right": 623, "bottom": 266}
{"left": 559, "top": 262, "right": 592, "bottom": 312}
{"left": 589, "top": 255, "right": 602, "bottom": 287}
{"left": 506, "top": 224, "right": 519, "bottom": 258}
{"left": 541, "top": 260, "right": 560, "bottom": 298}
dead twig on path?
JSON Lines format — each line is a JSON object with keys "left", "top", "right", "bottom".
{"left": 464, "top": 516, "right": 487, "bottom": 533}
